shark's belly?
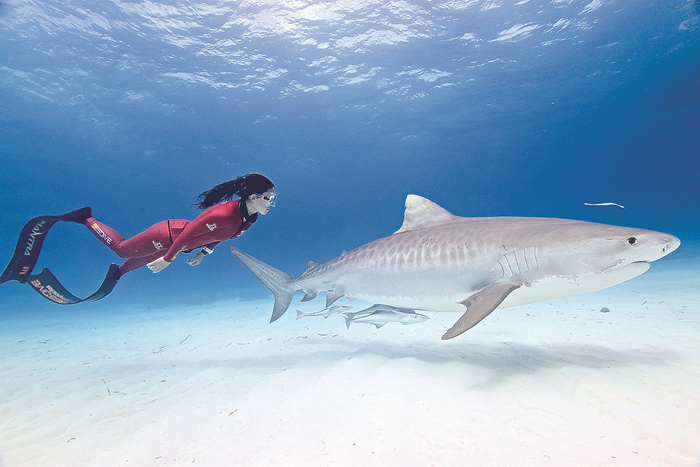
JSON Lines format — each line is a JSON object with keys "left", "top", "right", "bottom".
{"left": 500, "top": 261, "right": 651, "bottom": 308}
{"left": 319, "top": 263, "right": 495, "bottom": 312}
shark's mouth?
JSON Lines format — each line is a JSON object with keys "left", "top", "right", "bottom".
{"left": 603, "top": 260, "right": 651, "bottom": 273}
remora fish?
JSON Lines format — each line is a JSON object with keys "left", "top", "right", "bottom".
{"left": 230, "top": 195, "right": 680, "bottom": 340}
{"left": 296, "top": 304, "right": 354, "bottom": 320}
{"left": 351, "top": 304, "right": 420, "bottom": 316}
{"left": 344, "top": 307, "right": 429, "bottom": 330}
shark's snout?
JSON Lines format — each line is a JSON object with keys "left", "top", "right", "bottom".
{"left": 664, "top": 236, "right": 681, "bottom": 255}
{"left": 640, "top": 233, "right": 681, "bottom": 263}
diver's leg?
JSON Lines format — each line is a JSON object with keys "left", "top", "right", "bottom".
{"left": 115, "top": 221, "right": 173, "bottom": 258}
{"left": 116, "top": 221, "right": 189, "bottom": 274}
{"left": 84, "top": 218, "right": 176, "bottom": 259}
{"left": 84, "top": 217, "right": 127, "bottom": 255}
{"left": 85, "top": 218, "right": 188, "bottom": 274}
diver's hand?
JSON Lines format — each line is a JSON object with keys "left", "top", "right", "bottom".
{"left": 187, "top": 252, "right": 206, "bottom": 267}
{"left": 147, "top": 257, "right": 171, "bottom": 273}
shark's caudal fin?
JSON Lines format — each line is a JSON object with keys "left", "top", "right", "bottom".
{"left": 230, "top": 246, "right": 296, "bottom": 323}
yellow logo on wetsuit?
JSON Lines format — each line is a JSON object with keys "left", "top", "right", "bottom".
{"left": 91, "top": 223, "right": 113, "bottom": 245}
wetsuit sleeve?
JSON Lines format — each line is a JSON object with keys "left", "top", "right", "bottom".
{"left": 163, "top": 205, "right": 243, "bottom": 262}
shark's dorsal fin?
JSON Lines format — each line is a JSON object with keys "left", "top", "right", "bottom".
{"left": 393, "top": 194, "right": 459, "bottom": 234}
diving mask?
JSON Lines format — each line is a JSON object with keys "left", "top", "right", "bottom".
{"left": 262, "top": 192, "right": 278, "bottom": 207}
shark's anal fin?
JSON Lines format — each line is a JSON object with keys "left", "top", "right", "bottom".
{"left": 442, "top": 280, "right": 521, "bottom": 340}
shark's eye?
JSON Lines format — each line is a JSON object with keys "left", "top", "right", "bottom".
{"left": 627, "top": 237, "right": 638, "bottom": 246}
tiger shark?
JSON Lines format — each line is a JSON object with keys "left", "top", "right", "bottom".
{"left": 230, "top": 195, "right": 680, "bottom": 340}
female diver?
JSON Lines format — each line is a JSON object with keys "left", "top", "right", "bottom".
{"left": 83, "top": 173, "right": 277, "bottom": 281}
{"left": 0, "top": 173, "right": 275, "bottom": 304}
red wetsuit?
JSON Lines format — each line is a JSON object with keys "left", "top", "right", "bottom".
{"left": 84, "top": 200, "right": 257, "bottom": 274}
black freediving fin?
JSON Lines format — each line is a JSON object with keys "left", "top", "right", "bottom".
{"left": 1, "top": 207, "right": 122, "bottom": 305}
{"left": 26, "top": 264, "right": 122, "bottom": 305}
{"left": 83, "top": 263, "right": 123, "bottom": 302}
{"left": 0, "top": 207, "right": 92, "bottom": 285}
{"left": 442, "top": 280, "right": 521, "bottom": 340}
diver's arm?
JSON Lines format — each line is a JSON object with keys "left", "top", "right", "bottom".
{"left": 187, "top": 250, "right": 206, "bottom": 266}
{"left": 187, "top": 243, "right": 218, "bottom": 266}
{"left": 147, "top": 257, "right": 171, "bottom": 273}
{"left": 163, "top": 204, "right": 239, "bottom": 262}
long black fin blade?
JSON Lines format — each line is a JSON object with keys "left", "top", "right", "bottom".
{"left": 26, "top": 264, "right": 121, "bottom": 305}
{"left": 0, "top": 207, "right": 92, "bottom": 285}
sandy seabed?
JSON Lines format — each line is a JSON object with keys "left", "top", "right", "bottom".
{"left": 0, "top": 258, "right": 698, "bottom": 467}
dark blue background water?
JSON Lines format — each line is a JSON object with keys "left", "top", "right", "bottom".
{"left": 1, "top": 0, "right": 699, "bottom": 313}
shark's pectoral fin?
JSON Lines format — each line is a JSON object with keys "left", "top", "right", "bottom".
{"left": 442, "top": 280, "right": 521, "bottom": 340}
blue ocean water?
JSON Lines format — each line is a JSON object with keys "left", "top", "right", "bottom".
{"left": 1, "top": 0, "right": 699, "bottom": 313}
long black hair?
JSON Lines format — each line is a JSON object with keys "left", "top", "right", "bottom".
{"left": 193, "top": 173, "right": 275, "bottom": 209}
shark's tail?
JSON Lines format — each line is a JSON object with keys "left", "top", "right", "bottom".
{"left": 230, "top": 246, "right": 296, "bottom": 323}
